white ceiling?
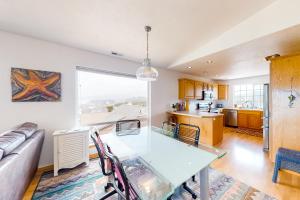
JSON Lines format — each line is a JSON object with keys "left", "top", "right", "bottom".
{"left": 172, "top": 24, "right": 300, "bottom": 80}
{"left": 0, "top": 0, "right": 275, "bottom": 69}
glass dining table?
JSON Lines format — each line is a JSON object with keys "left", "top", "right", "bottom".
{"left": 100, "top": 126, "right": 226, "bottom": 200}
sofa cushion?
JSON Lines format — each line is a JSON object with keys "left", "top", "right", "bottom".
{"left": 0, "top": 149, "right": 3, "bottom": 160}
{"left": 12, "top": 122, "right": 38, "bottom": 139}
{"left": 0, "top": 133, "right": 26, "bottom": 156}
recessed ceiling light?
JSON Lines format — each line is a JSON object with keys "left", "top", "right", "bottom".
{"left": 186, "top": 66, "right": 192, "bottom": 69}
{"left": 206, "top": 60, "right": 213, "bottom": 64}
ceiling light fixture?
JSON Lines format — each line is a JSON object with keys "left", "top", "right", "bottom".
{"left": 136, "top": 26, "right": 158, "bottom": 81}
{"left": 265, "top": 54, "right": 280, "bottom": 61}
{"left": 186, "top": 66, "right": 192, "bottom": 69}
{"left": 206, "top": 60, "right": 213, "bottom": 64}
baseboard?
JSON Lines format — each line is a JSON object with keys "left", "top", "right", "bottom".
{"left": 37, "top": 153, "right": 99, "bottom": 173}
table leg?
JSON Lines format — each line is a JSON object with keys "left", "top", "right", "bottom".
{"left": 199, "top": 166, "right": 209, "bottom": 200}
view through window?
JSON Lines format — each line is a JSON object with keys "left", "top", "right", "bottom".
{"left": 233, "top": 84, "right": 263, "bottom": 109}
{"left": 77, "top": 69, "right": 148, "bottom": 133}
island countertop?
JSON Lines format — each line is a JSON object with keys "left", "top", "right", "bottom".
{"left": 167, "top": 111, "right": 223, "bottom": 118}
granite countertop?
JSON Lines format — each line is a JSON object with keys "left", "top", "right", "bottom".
{"left": 167, "top": 111, "right": 223, "bottom": 118}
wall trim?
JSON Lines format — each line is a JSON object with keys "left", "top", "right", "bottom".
{"left": 37, "top": 153, "right": 99, "bottom": 173}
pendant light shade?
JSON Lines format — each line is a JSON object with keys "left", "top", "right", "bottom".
{"left": 136, "top": 58, "right": 158, "bottom": 81}
{"left": 136, "top": 26, "right": 158, "bottom": 81}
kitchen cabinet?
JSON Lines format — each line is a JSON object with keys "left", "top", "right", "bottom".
{"left": 217, "top": 85, "right": 228, "bottom": 100}
{"left": 178, "top": 79, "right": 195, "bottom": 99}
{"left": 237, "top": 110, "right": 262, "bottom": 130}
{"left": 237, "top": 112, "right": 248, "bottom": 128}
{"left": 212, "top": 84, "right": 228, "bottom": 100}
{"left": 194, "top": 81, "right": 203, "bottom": 99}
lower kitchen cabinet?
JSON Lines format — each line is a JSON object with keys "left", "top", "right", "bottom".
{"left": 237, "top": 112, "right": 248, "bottom": 128}
{"left": 237, "top": 110, "right": 262, "bottom": 130}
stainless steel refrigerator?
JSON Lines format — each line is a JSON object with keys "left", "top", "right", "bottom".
{"left": 263, "top": 84, "right": 269, "bottom": 152}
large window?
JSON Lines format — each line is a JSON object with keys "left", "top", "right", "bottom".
{"left": 77, "top": 68, "right": 148, "bottom": 132}
{"left": 233, "top": 84, "right": 263, "bottom": 109}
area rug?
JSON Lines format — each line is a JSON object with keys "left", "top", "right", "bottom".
{"left": 32, "top": 159, "right": 276, "bottom": 200}
{"left": 224, "top": 127, "right": 263, "bottom": 137}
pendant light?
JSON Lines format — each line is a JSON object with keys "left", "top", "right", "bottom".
{"left": 136, "top": 26, "right": 158, "bottom": 81}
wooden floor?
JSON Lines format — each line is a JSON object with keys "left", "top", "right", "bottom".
{"left": 212, "top": 128, "right": 300, "bottom": 200}
{"left": 23, "top": 128, "right": 300, "bottom": 200}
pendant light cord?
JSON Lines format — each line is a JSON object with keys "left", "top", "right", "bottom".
{"left": 146, "top": 29, "right": 149, "bottom": 59}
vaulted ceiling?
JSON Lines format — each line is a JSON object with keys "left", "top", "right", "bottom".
{"left": 1, "top": 0, "right": 297, "bottom": 80}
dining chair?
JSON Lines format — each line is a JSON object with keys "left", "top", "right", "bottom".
{"left": 161, "top": 121, "right": 178, "bottom": 137}
{"left": 90, "top": 131, "right": 117, "bottom": 199}
{"left": 116, "top": 119, "right": 141, "bottom": 132}
{"left": 175, "top": 123, "right": 201, "bottom": 199}
{"left": 104, "top": 143, "right": 140, "bottom": 200}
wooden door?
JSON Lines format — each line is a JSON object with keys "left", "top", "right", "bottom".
{"left": 185, "top": 80, "right": 195, "bottom": 98}
{"left": 194, "top": 81, "right": 203, "bottom": 99}
{"left": 218, "top": 85, "right": 228, "bottom": 100}
{"left": 238, "top": 112, "right": 248, "bottom": 128}
{"left": 213, "top": 84, "right": 218, "bottom": 99}
{"left": 270, "top": 54, "right": 300, "bottom": 161}
{"left": 248, "top": 113, "right": 262, "bottom": 129}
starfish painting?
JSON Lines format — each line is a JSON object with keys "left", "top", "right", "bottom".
{"left": 11, "top": 68, "right": 61, "bottom": 102}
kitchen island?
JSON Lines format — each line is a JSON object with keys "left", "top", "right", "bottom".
{"left": 168, "top": 111, "right": 224, "bottom": 146}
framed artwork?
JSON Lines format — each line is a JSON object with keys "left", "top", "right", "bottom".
{"left": 11, "top": 67, "right": 61, "bottom": 102}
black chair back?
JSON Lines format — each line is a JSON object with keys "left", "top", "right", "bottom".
{"left": 116, "top": 119, "right": 141, "bottom": 132}
{"left": 161, "top": 121, "right": 178, "bottom": 137}
{"left": 90, "top": 131, "right": 112, "bottom": 176}
{"left": 175, "top": 123, "right": 200, "bottom": 146}
{"left": 104, "top": 144, "right": 139, "bottom": 200}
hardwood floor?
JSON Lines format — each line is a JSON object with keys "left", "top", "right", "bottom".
{"left": 212, "top": 128, "right": 300, "bottom": 200}
{"left": 23, "top": 128, "right": 300, "bottom": 200}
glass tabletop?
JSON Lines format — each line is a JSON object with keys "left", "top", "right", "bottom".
{"left": 101, "top": 126, "right": 221, "bottom": 200}
{"left": 152, "top": 126, "right": 227, "bottom": 159}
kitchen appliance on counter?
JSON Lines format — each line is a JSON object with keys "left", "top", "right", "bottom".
{"left": 263, "top": 84, "right": 270, "bottom": 152}
{"left": 223, "top": 109, "right": 238, "bottom": 127}
{"left": 216, "top": 104, "right": 224, "bottom": 108}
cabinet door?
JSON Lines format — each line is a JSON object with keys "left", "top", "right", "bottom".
{"left": 248, "top": 113, "right": 262, "bottom": 129}
{"left": 238, "top": 113, "right": 248, "bottom": 128}
{"left": 212, "top": 84, "right": 218, "bottom": 99}
{"left": 218, "top": 85, "right": 228, "bottom": 100}
{"left": 194, "top": 81, "right": 203, "bottom": 99}
{"left": 185, "top": 80, "right": 195, "bottom": 98}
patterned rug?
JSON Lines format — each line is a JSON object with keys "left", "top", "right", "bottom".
{"left": 32, "top": 160, "right": 276, "bottom": 200}
{"left": 224, "top": 127, "right": 263, "bottom": 137}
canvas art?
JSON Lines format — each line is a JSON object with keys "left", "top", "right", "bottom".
{"left": 11, "top": 68, "right": 61, "bottom": 102}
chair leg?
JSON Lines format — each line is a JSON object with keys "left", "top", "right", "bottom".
{"left": 100, "top": 189, "right": 117, "bottom": 200}
{"left": 192, "top": 175, "right": 196, "bottom": 182}
{"left": 182, "top": 182, "right": 197, "bottom": 199}
{"left": 272, "top": 157, "right": 281, "bottom": 183}
{"left": 104, "top": 182, "right": 113, "bottom": 192}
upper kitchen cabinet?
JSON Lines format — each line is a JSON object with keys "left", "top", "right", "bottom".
{"left": 217, "top": 85, "right": 228, "bottom": 100}
{"left": 213, "top": 84, "right": 228, "bottom": 100}
{"left": 194, "top": 81, "right": 204, "bottom": 99}
{"left": 178, "top": 79, "right": 195, "bottom": 99}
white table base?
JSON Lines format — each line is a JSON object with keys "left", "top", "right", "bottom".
{"left": 200, "top": 166, "right": 209, "bottom": 200}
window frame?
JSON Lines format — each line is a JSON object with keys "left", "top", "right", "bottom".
{"left": 233, "top": 84, "right": 264, "bottom": 109}
{"left": 75, "top": 66, "right": 151, "bottom": 128}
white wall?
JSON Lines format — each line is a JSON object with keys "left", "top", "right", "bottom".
{"left": 0, "top": 30, "right": 206, "bottom": 167}
{"left": 216, "top": 75, "right": 269, "bottom": 107}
